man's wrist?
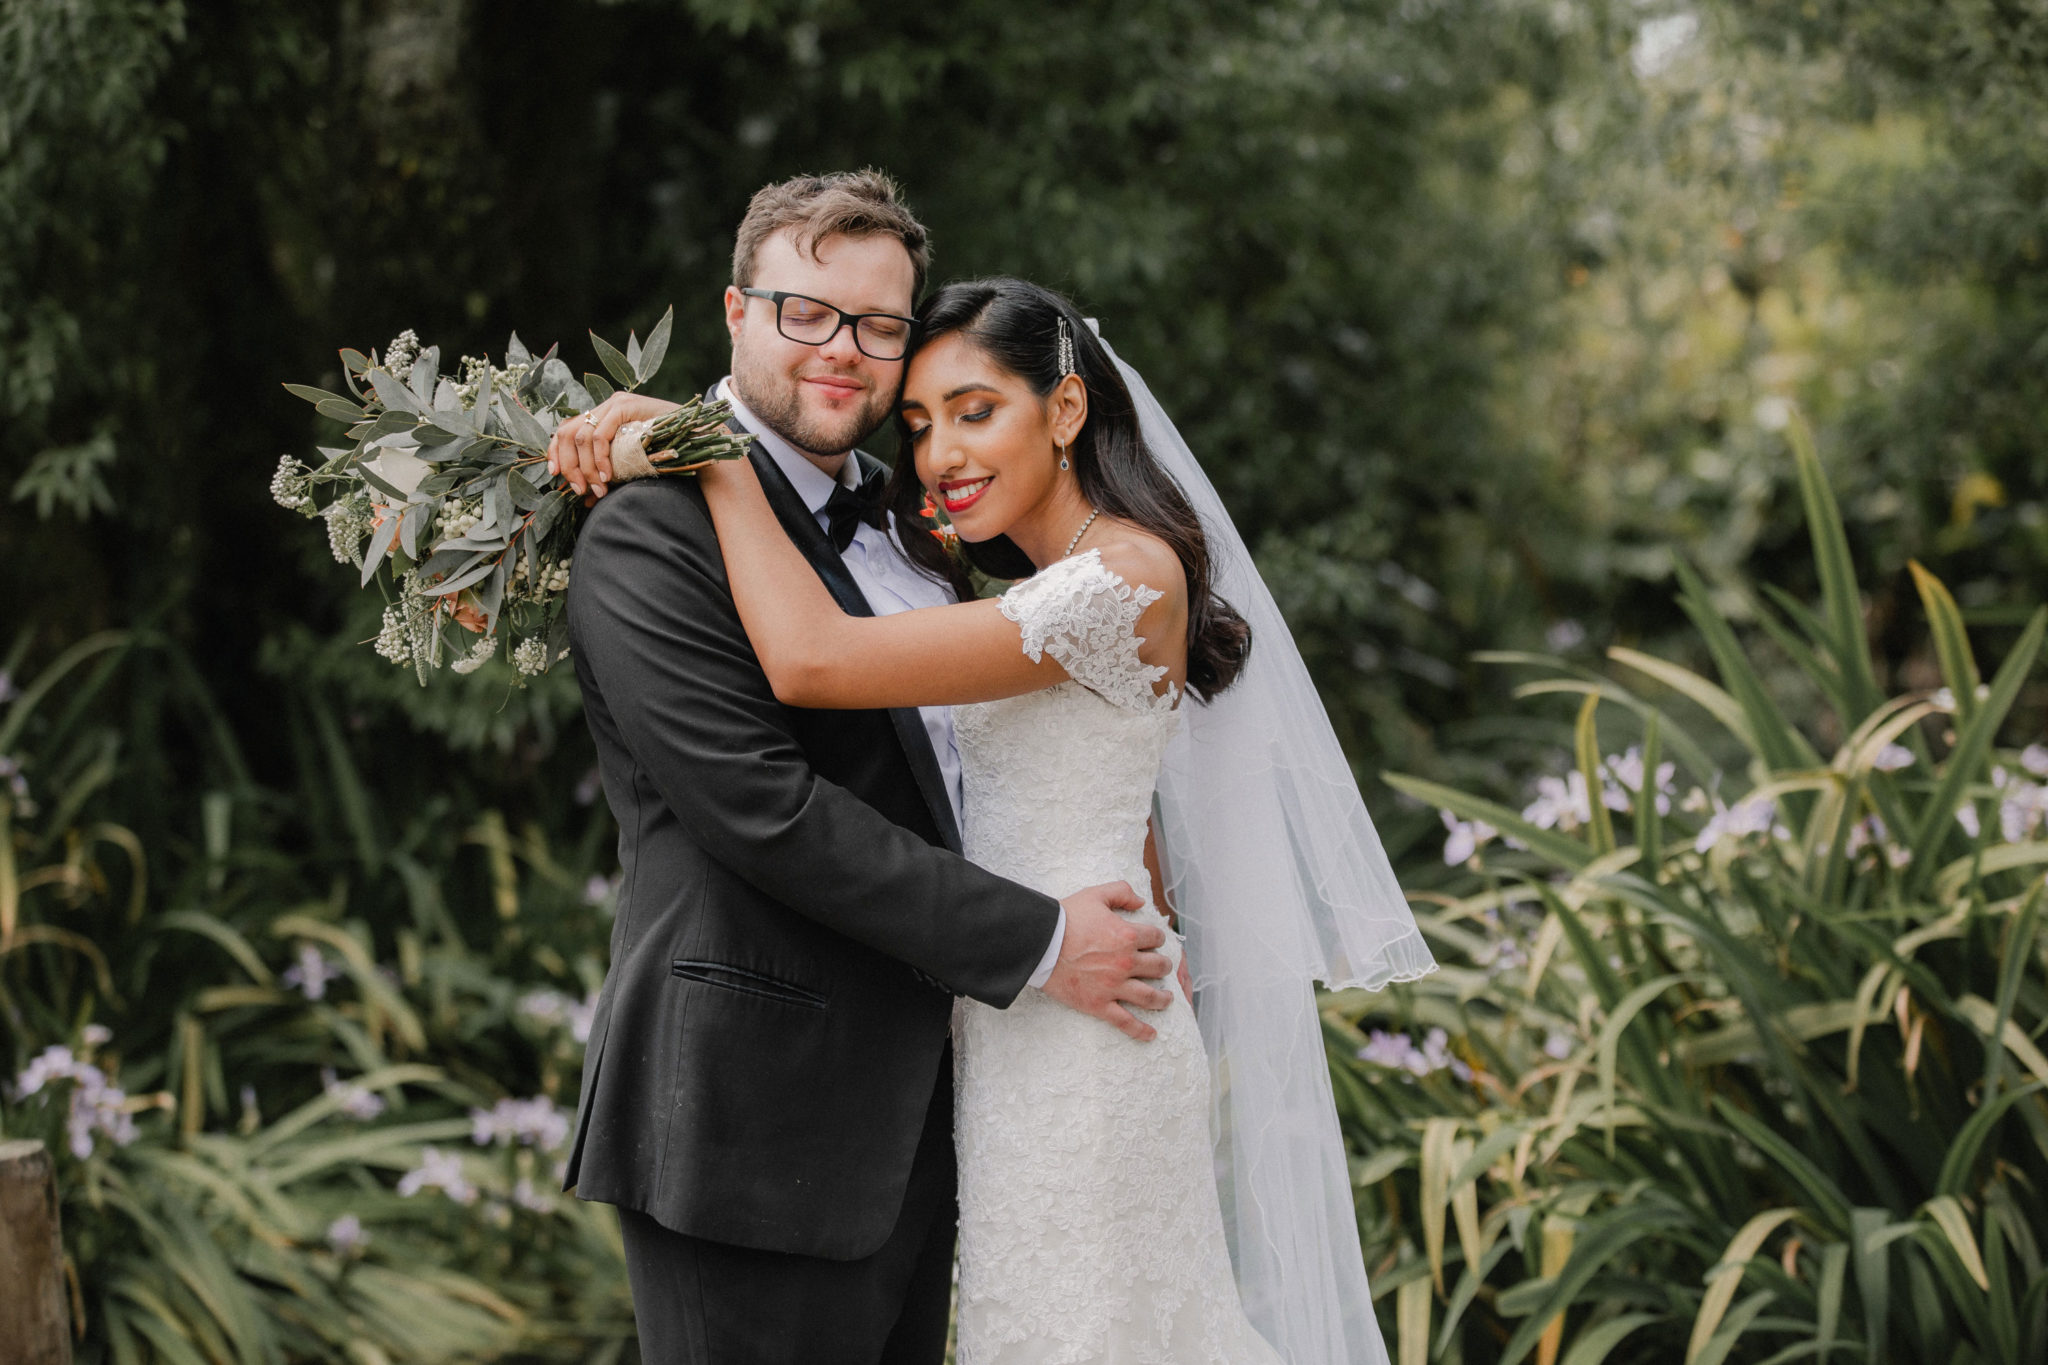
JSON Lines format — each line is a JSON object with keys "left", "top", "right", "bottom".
{"left": 1026, "top": 906, "right": 1068, "bottom": 990}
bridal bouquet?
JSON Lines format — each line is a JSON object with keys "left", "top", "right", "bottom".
{"left": 271, "top": 310, "right": 748, "bottom": 683}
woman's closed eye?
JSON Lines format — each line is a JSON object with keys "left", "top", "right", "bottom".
{"left": 958, "top": 406, "right": 993, "bottom": 423}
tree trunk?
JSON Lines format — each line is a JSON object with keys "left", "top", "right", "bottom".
{"left": 0, "top": 1140, "right": 71, "bottom": 1365}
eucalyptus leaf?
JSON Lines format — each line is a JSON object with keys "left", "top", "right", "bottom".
{"left": 315, "top": 398, "right": 364, "bottom": 423}
{"left": 355, "top": 464, "right": 408, "bottom": 501}
{"left": 495, "top": 394, "right": 551, "bottom": 450}
{"left": 536, "top": 358, "right": 576, "bottom": 409}
{"left": 399, "top": 501, "right": 427, "bottom": 560}
{"left": 590, "top": 331, "right": 637, "bottom": 390}
{"left": 486, "top": 475, "right": 514, "bottom": 533}
{"left": 409, "top": 349, "right": 438, "bottom": 404}
{"left": 506, "top": 468, "right": 543, "bottom": 512}
{"left": 507, "top": 332, "right": 531, "bottom": 368}
{"left": 584, "top": 372, "right": 614, "bottom": 405}
{"left": 437, "top": 533, "right": 510, "bottom": 553}
{"left": 422, "top": 557, "right": 500, "bottom": 596}
{"left": 415, "top": 547, "right": 478, "bottom": 579}
{"left": 359, "top": 513, "right": 402, "bottom": 587}
{"left": 637, "top": 306, "right": 674, "bottom": 385}
{"left": 369, "top": 368, "right": 421, "bottom": 414}
{"left": 626, "top": 330, "right": 642, "bottom": 372}
{"left": 284, "top": 383, "right": 352, "bottom": 408}
{"left": 528, "top": 491, "right": 572, "bottom": 543}
{"left": 482, "top": 552, "right": 510, "bottom": 629}
{"left": 338, "top": 347, "right": 371, "bottom": 373}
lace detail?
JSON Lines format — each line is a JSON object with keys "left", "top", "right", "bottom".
{"left": 998, "top": 549, "right": 1178, "bottom": 713}
{"left": 950, "top": 550, "right": 1279, "bottom": 1364}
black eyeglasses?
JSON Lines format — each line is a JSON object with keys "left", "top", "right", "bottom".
{"left": 740, "top": 288, "right": 919, "bottom": 361}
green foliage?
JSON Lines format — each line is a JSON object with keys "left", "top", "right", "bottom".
{"left": 0, "top": 634, "right": 633, "bottom": 1362}
{"left": 1346, "top": 434, "right": 2048, "bottom": 1361}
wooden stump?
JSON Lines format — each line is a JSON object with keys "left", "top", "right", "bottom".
{"left": 0, "top": 1140, "right": 71, "bottom": 1365}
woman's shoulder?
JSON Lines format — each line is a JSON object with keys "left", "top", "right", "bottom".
{"left": 1088, "top": 526, "right": 1186, "bottom": 607}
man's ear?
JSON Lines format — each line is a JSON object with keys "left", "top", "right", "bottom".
{"left": 723, "top": 286, "right": 747, "bottom": 344}
{"left": 1050, "top": 372, "right": 1089, "bottom": 447}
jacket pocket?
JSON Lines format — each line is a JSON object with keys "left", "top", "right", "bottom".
{"left": 670, "top": 959, "right": 828, "bottom": 1010}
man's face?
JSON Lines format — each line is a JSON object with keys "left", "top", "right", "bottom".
{"left": 726, "top": 230, "right": 917, "bottom": 460}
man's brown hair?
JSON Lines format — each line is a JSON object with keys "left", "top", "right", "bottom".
{"left": 731, "top": 169, "right": 931, "bottom": 301}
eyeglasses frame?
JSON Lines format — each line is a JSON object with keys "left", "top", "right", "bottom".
{"left": 738, "top": 288, "right": 921, "bottom": 361}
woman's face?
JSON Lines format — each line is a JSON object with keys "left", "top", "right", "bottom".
{"left": 899, "top": 333, "right": 1073, "bottom": 543}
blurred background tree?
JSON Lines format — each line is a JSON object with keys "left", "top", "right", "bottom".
{"left": 2, "top": 0, "right": 2042, "bottom": 1359}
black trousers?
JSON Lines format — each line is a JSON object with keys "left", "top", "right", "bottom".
{"left": 619, "top": 1062, "right": 957, "bottom": 1365}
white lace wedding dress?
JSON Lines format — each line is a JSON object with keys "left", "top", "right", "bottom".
{"left": 951, "top": 550, "right": 1284, "bottom": 1365}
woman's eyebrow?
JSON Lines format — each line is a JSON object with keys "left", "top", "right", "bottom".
{"left": 942, "top": 382, "right": 999, "bottom": 402}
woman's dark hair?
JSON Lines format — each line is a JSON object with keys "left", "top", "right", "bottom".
{"left": 885, "top": 277, "right": 1251, "bottom": 699}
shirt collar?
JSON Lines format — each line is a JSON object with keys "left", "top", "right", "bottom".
{"left": 716, "top": 376, "right": 860, "bottom": 519}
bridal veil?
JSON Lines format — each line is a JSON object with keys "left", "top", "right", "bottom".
{"left": 1097, "top": 330, "right": 1436, "bottom": 1364}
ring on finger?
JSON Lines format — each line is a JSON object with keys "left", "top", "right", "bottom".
{"left": 583, "top": 414, "right": 599, "bottom": 428}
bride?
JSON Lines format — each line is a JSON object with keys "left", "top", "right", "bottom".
{"left": 680, "top": 277, "right": 1434, "bottom": 1364}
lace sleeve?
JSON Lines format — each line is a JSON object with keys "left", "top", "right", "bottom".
{"left": 997, "top": 549, "right": 1175, "bottom": 711}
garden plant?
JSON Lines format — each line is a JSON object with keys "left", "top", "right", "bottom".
{"left": 1337, "top": 422, "right": 2048, "bottom": 1363}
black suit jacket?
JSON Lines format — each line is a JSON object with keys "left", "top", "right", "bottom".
{"left": 562, "top": 431, "right": 1059, "bottom": 1261}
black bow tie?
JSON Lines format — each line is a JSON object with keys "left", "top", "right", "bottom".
{"left": 823, "top": 462, "right": 890, "bottom": 552}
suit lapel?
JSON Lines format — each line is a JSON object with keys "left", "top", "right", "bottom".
{"left": 719, "top": 398, "right": 966, "bottom": 856}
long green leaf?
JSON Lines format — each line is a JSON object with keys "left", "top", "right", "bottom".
{"left": 1906, "top": 607, "right": 2045, "bottom": 893}
{"left": 1908, "top": 561, "right": 1982, "bottom": 726}
{"left": 1787, "top": 412, "right": 1883, "bottom": 720}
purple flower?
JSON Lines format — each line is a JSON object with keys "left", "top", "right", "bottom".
{"left": 1523, "top": 772, "right": 1592, "bottom": 832}
{"left": 326, "top": 1213, "right": 370, "bottom": 1257}
{"left": 1357, "top": 1028, "right": 1469, "bottom": 1081}
{"left": 2001, "top": 782, "right": 2048, "bottom": 844}
{"left": 470, "top": 1097, "right": 570, "bottom": 1151}
{"left": 281, "top": 944, "right": 344, "bottom": 1001}
{"left": 1603, "top": 747, "right": 1677, "bottom": 815}
{"left": 517, "top": 989, "right": 599, "bottom": 1045}
{"left": 1694, "top": 794, "right": 1781, "bottom": 854}
{"left": 397, "top": 1147, "right": 477, "bottom": 1204}
{"left": 15, "top": 1045, "right": 140, "bottom": 1158}
{"left": 1439, "top": 810, "right": 1496, "bottom": 866}
{"left": 321, "top": 1068, "right": 386, "bottom": 1121}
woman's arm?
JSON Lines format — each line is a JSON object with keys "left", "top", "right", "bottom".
{"left": 698, "top": 456, "right": 1073, "bottom": 710}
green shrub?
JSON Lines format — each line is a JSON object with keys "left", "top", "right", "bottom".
{"left": 0, "top": 635, "right": 634, "bottom": 1364}
{"left": 1340, "top": 420, "right": 2048, "bottom": 1363}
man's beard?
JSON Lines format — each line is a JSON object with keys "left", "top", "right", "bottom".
{"left": 730, "top": 348, "right": 893, "bottom": 458}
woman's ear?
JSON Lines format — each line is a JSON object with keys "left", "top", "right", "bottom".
{"left": 1049, "top": 372, "right": 1089, "bottom": 448}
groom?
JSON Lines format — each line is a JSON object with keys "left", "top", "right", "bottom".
{"left": 552, "top": 170, "right": 1177, "bottom": 1365}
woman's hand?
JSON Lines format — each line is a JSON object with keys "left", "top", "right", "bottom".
{"left": 547, "top": 393, "right": 683, "bottom": 499}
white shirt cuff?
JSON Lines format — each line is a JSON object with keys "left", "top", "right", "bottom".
{"left": 1025, "top": 907, "right": 1067, "bottom": 990}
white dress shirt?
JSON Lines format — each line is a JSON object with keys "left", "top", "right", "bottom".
{"left": 716, "top": 378, "right": 1066, "bottom": 988}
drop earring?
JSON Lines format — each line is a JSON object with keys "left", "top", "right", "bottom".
{"left": 1058, "top": 441, "right": 1070, "bottom": 472}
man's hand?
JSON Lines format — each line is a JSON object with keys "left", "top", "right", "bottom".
{"left": 1040, "top": 881, "right": 1176, "bottom": 1042}
{"left": 546, "top": 392, "right": 684, "bottom": 499}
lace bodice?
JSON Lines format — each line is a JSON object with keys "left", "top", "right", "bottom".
{"left": 955, "top": 550, "right": 1181, "bottom": 900}
{"left": 949, "top": 551, "right": 1282, "bottom": 1365}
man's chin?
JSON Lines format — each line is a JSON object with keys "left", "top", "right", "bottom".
{"left": 789, "top": 405, "right": 886, "bottom": 457}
